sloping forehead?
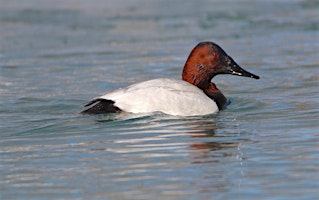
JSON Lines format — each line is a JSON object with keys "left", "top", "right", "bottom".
{"left": 195, "top": 42, "right": 222, "bottom": 52}
{"left": 194, "top": 44, "right": 214, "bottom": 55}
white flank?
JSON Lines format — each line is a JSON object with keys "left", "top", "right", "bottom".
{"left": 95, "top": 78, "right": 218, "bottom": 116}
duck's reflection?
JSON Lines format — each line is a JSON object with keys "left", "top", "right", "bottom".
{"left": 94, "top": 113, "right": 247, "bottom": 147}
{"left": 179, "top": 117, "right": 248, "bottom": 165}
{"left": 190, "top": 141, "right": 236, "bottom": 152}
{"left": 181, "top": 117, "right": 248, "bottom": 194}
{"left": 93, "top": 113, "right": 248, "bottom": 164}
{"left": 93, "top": 113, "right": 248, "bottom": 194}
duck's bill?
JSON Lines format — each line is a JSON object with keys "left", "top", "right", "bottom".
{"left": 229, "top": 63, "right": 260, "bottom": 79}
{"left": 225, "top": 56, "right": 260, "bottom": 79}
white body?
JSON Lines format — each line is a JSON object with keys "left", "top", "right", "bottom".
{"left": 95, "top": 78, "right": 219, "bottom": 116}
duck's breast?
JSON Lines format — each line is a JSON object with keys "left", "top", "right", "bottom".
{"left": 99, "top": 78, "right": 218, "bottom": 116}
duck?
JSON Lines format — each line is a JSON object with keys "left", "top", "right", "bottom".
{"left": 81, "top": 41, "right": 259, "bottom": 116}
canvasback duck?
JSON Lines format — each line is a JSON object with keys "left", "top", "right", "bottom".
{"left": 81, "top": 41, "right": 259, "bottom": 116}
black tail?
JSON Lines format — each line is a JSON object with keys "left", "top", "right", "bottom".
{"left": 81, "top": 99, "right": 121, "bottom": 114}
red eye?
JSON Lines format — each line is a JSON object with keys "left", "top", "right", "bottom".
{"left": 212, "top": 52, "right": 217, "bottom": 57}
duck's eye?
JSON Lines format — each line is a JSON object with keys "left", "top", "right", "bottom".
{"left": 212, "top": 52, "right": 217, "bottom": 57}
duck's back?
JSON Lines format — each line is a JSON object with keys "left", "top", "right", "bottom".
{"left": 96, "top": 78, "right": 218, "bottom": 116}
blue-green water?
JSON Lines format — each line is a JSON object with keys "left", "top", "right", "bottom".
{"left": 1, "top": 0, "right": 318, "bottom": 199}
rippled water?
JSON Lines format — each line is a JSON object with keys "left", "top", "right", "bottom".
{"left": 1, "top": 0, "right": 318, "bottom": 199}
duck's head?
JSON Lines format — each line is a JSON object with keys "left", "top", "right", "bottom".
{"left": 182, "top": 41, "right": 259, "bottom": 89}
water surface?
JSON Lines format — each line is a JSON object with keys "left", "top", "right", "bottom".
{"left": 0, "top": 0, "right": 318, "bottom": 199}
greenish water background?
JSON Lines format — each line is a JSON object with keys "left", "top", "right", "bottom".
{"left": 0, "top": 0, "right": 318, "bottom": 199}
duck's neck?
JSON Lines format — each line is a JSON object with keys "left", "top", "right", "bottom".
{"left": 203, "top": 83, "right": 227, "bottom": 110}
{"left": 182, "top": 69, "right": 227, "bottom": 110}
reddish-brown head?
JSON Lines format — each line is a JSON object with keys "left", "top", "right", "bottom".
{"left": 182, "top": 42, "right": 259, "bottom": 89}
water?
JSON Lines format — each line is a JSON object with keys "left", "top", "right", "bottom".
{"left": 0, "top": 0, "right": 318, "bottom": 199}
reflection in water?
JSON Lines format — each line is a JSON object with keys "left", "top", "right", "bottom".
{"left": 93, "top": 113, "right": 247, "bottom": 158}
{"left": 183, "top": 117, "right": 247, "bottom": 169}
{"left": 84, "top": 113, "right": 249, "bottom": 196}
{"left": 180, "top": 118, "right": 247, "bottom": 195}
